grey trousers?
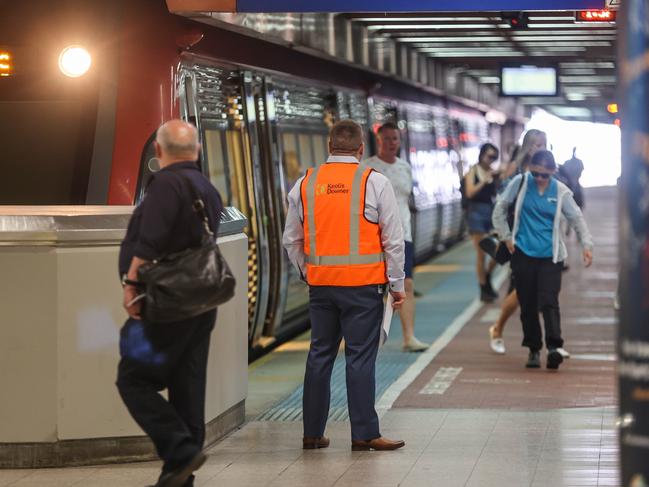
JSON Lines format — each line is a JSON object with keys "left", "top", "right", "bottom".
{"left": 303, "top": 284, "right": 383, "bottom": 441}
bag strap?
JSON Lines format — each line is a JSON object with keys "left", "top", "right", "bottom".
{"left": 176, "top": 172, "right": 214, "bottom": 238}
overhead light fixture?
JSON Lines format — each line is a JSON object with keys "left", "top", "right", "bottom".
{"left": 559, "top": 75, "right": 616, "bottom": 83}
{"left": 367, "top": 24, "right": 509, "bottom": 30}
{"left": 0, "top": 51, "right": 13, "bottom": 77}
{"left": 354, "top": 17, "right": 494, "bottom": 22}
{"left": 58, "top": 45, "right": 92, "bottom": 78}
{"left": 501, "top": 11, "right": 529, "bottom": 30}
{"left": 566, "top": 92, "right": 587, "bottom": 101}
{"left": 607, "top": 103, "right": 619, "bottom": 113}
{"left": 479, "top": 76, "right": 501, "bottom": 84}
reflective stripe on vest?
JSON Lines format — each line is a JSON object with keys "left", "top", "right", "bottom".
{"left": 302, "top": 163, "right": 386, "bottom": 286}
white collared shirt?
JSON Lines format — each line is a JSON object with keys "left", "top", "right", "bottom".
{"left": 363, "top": 155, "right": 413, "bottom": 242}
{"left": 282, "top": 155, "right": 405, "bottom": 292}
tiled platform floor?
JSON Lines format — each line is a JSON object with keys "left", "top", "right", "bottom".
{"left": 0, "top": 408, "right": 617, "bottom": 487}
{"left": 0, "top": 188, "right": 620, "bottom": 487}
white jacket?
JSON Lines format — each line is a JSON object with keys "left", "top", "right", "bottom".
{"left": 492, "top": 173, "right": 594, "bottom": 263}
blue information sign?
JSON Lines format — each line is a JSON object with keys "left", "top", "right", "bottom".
{"left": 237, "top": 0, "right": 605, "bottom": 12}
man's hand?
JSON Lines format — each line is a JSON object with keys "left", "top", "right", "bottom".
{"left": 582, "top": 249, "right": 593, "bottom": 268}
{"left": 390, "top": 291, "right": 406, "bottom": 310}
{"left": 505, "top": 239, "right": 515, "bottom": 254}
{"left": 123, "top": 285, "right": 142, "bottom": 319}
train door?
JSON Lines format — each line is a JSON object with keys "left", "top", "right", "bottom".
{"left": 178, "top": 62, "right": 272, "bottom": 349}
{"left": 264, "top": 77, "right": 334, "bottom": 338}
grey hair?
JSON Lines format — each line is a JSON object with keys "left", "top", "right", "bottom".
{"left": 156, "top": 122, "right": 199, "bottom": 157}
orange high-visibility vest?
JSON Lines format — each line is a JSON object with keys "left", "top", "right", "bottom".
{"left": 301, "top": 163, "right": 386, "bottom": 287}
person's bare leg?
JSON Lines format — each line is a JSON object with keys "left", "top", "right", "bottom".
{"left": 401, "top": 277, "right": 415, "bottom": 345}
{"left": 493, "top": 290, "right": 518, "bottom": 338}
{"left": 471, "top": 234, "right": 487, "bottom": 286}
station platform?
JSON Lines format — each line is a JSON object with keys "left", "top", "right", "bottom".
{"left": 0, "top": 187, "right": 619, "bottom": 487}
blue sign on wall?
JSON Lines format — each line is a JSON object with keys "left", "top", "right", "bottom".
{"left": 237, "top": 0, "right": 606, "bottom": 13}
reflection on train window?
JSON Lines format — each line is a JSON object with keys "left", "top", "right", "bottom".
{"left": 312, "top": 134, "right": 328, "bottom": 166}
{"left": 298, "top": 134, "right": 313, "bottom": 169}
{"left": 281, "top": 133, "right": 302, "bottom": 192}
{"left": 225, "top": 130, "right": 245, "bottom": 212}
{"left": 203, "top": 129, "right": 230, "bottom": 205}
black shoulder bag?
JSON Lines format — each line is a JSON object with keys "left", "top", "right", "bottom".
{"left": 479, "top": 177, "right": 525, "bottom": 265}
{"left": 127, "top": 174, "right": 236, "bottom": 323}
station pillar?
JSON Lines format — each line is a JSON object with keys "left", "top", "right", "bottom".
{"left": 619, "top": 1, "right": 649, "bottom": 485}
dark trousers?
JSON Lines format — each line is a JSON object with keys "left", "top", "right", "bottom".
{"left": 303, "top": 285, "right": 383, "bottom": 441}
{"left": 511, "top": 249, "right": 564, "bottom": 351}
{"left": 116, "top": 310, "right": 216, "bottom": 475}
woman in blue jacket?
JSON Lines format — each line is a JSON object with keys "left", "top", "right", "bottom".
{"left": 492, "top": 150, "right": 594, "bottom": 370}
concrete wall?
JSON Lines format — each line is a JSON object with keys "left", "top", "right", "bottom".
{"left": 0, "top": 233, "right": 248, "bottom": 444}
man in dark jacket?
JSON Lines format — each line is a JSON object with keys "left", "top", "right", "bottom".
{"left": 116, "top": 120, "right": 223, "bottom": 487}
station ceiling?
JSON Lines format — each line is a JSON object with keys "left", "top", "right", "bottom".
{"left": 168, "top": 1, "right": 618, "bottom": 122}
{"left": 347, "top": 11, "right": 617, "bottom": 121}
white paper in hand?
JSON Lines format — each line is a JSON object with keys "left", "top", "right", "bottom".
{"left": 380, "top": 293, "right": 394, "bottom": 347}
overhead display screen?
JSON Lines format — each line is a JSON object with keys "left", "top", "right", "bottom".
{"left": 500, "top": 65, "right": 559, "bottom": 97}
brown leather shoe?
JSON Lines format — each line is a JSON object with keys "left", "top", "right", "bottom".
{"left": 303, "top": 436, "right": 330, "bottom": 449}
{"left": 351, "top": 436, "right": 405, "bottom": 451}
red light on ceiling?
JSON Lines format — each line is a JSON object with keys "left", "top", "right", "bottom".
{"left": 614, "top": 118, "right": 621, "bottom": 127}
{"left": 576, "top": 10, "right": 616, "bottom": 22}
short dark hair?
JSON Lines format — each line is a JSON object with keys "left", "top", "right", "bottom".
{"left": 377, "top": 121, "right": 399, "bottom": 134}
{"left": 530, "top": 150, "right": 557, "bottom": 171}
{"left": 330, "top": 120, "right": 363, "bottom": 151}
{"left": 479, "top": 143, "right": 499, "bottom": 161}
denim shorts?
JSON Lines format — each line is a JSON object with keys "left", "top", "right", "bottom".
{"left": 466, "top": 202, "right": 494, "bottom": 235}
{"left": 404, "top": 241, "right": 414, "bottom": 279}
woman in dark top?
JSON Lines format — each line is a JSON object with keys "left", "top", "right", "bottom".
{"left": 465, "top": 143, "right": 500, "bottom": 302}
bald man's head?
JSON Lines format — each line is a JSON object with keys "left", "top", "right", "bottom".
{"left": 155, "top": 120, "right": 200, "bottom": 165}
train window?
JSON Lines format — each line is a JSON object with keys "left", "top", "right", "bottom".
{"left": 225, "top": 130, "right": 245, "bottom": 212}
{"left": 312, "top": 135, "right": 328, "bottom": 166}
{"left": 298, "top": 134, "right": 313, "bottom": 169}
{"left": 203, "top": 129, "right": 231, "bottom": 205}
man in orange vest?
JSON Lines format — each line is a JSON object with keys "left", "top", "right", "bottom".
{"left": 283, "top": 119, "right": 406, "bottom": 451}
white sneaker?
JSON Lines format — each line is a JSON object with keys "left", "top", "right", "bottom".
{"left": 557, "top": 347, "right": 570, "bottom": 359}
{"left": 489, "top": 325, "right": 506, "bottom": 354}
{"left": 403, "top": 336, "right": 429, "bottom": 352}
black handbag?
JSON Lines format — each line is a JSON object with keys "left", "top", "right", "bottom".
{"left": 479, "top": 177, "right": 525, "bottom": 265}
{"left": 127, "top": 174, "right": 236, "bottom": 323}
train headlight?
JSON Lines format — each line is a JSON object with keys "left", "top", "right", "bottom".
{"left": 58, "top": 46, "right": 91, "bottom": 78}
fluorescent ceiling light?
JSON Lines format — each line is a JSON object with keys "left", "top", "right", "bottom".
{"left": 479, "top": 76, "right": 501, "bottom": 83}
{"left": 559, "top": 61, "right": 616, "bottom": 68}
{"left": 562, "top": 68, "right": 597, "bottom": 75}
{"left": 559, "top": 75, "right": 616, "bottom": 83}
{"left": 547, "top": 106, "right": 593, "bottom": 118}
{"left": 528, "top": 16, "right": 580, "bottom": 20}
{"left": 398, "top": 36, "right": 506, "bottom": 42}
{"left": 530, "top": 23, "right": 614, "bottom": 28}
{"left": 512, "top": 35, "right": 614, "bottom": 41}
{"left": 367, "top": 23, "right": 509, "bottom": 30}
{"left": 427, "top": 52, "right": 524, "bottom": 57}
{"left": 354, "top": 17, "right": 494, "bottom": 22}
{"left": 566, "top": 92, "right": 587, "bottom": 101}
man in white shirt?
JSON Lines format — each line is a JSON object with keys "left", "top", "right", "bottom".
{"left": 364, "top": 122, "right": 428, "bottom": 352}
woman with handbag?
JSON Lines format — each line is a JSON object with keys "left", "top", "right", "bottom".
{"left": 464, "top": 143, "right": 501, "bottom": 302}
{"left": 492, "top": 150, "right": 593, "bottom": 370}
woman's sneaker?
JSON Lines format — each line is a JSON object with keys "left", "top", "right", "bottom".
{"left": 489, "top": 324, "right": 506, "bottom": 354}
{"left": 547, "top": 349, "right": 564, "bottom": 370}
{"left": 403, "top": 336, "right": 429, "bottom": 352}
